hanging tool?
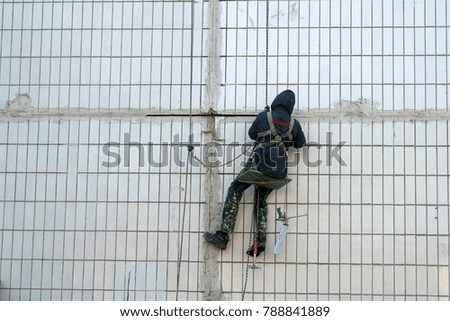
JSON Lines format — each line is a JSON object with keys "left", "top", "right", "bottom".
{"left": 273, "top": 207, "right": 307, "bottom": 255}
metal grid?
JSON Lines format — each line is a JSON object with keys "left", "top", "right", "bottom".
{"left": 220, "top": 119, "right": 450, "bottom": 300}
{"left": 0, "top": 0, "right": 449, "bottom": 301}
{"left": 0, "top": 118, "right": 205, "bottom": 300}
{"left": 220, "top": 0, "right": 449, "bottom": 112}
{"left": 0, "top": 0, "right": 206, "bottom": 111}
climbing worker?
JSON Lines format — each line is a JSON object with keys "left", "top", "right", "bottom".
{"left": 204, "top": 89, "right": 306, "bottom": 256}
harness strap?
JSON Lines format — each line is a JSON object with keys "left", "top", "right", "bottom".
{"left": 256, "top": 111, "right": 294, "bottom": 150}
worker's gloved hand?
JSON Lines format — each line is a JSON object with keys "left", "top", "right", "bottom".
{"left": 246, "top": 242, "right": 265, "bottom": 257}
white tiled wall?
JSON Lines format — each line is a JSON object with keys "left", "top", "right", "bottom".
{"left": 0, "top": 0, "right": 449, "bottom": 301}
{"left": 218, "top": 119, "right": 450, "bottom": 300}
{"left": 0, "top": 119, "right": 204, "bottom": 300}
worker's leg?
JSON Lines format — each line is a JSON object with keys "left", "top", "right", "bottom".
{"left": 246, "top": 185, "right": 273, "bottom": 256}
{"left": 220, "top": 179, "right": 251, "bottom": 234}
{"left": 254, "top": 185, "right": 273, "bottom": 243}
{"left": 204, "top": 179, "right": 251, "bottom": 250}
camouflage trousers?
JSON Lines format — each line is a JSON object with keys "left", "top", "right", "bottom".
{"left": 220, "top": 179, "right": 273, "bottom": 243}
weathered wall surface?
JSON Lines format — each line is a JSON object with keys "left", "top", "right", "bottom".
{"left": 0, "top": 0, "right": 449, "bottom": 300}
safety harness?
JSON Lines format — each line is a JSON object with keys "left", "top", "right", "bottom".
{"left": 256, "top": 111, "right": 295, "bottom": 150}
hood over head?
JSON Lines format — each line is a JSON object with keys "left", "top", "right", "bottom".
{"left": 271, "top": 90, "right": 296, "bottom": 114}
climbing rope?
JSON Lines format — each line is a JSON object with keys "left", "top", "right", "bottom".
{"left": 242, "top": 187, "right": 260, "bottom": 301}
{"left": 192, "top": 142, "right": 255, "bottom": 172}
{"left": 242, "top": 0, "right": 271, "bottom": 301}
{"left": 175, "top": 146, "right": 194, "bottom": 300}
{"left": 176, "top": 0, "right": 196, "bottom": 299}
{"left": 265, "top": 0, "right": 270, "bottom": 107}
{"left": 241, "top": 209, "right": 254, "bottom": 301}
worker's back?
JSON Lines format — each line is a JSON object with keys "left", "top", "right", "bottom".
{"left": 248, "top": 90, "right": 306, "bottom": 179}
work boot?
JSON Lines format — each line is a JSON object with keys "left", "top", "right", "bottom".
{"left": 246, "top": 242, "right": 266, "bottom": 257}
{"left": 204, "top": 231, "right": 229, "bottom": 250}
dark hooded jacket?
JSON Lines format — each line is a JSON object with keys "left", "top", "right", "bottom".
{"left": 248, "top": 90, "right": 306, "bottom": 179}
